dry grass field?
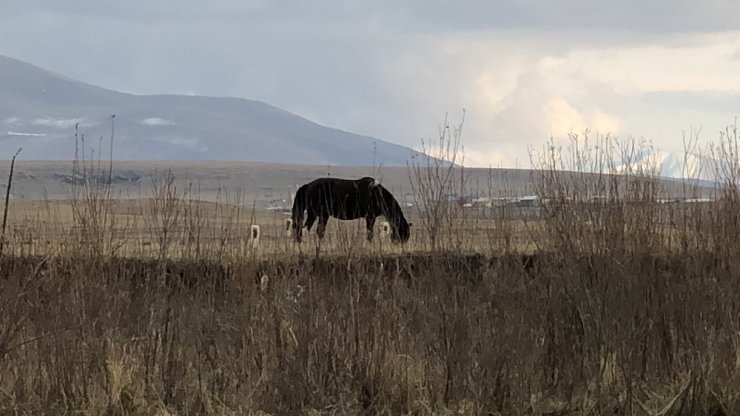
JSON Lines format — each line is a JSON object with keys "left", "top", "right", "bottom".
{"left": 3, "top": 197, "right": 540, "bottom": 259}
{"left": 0, "top": 135, "right": 739, "bottom": 415}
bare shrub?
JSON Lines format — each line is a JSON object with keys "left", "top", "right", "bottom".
{"left": 408, "top": 111, "right": 465, "bottom": 250}
{"left": 67, "top": 117, "right": 122, "bottom": 257}
{"left": 530, "top": 131, "right": 664, "bottom": 256}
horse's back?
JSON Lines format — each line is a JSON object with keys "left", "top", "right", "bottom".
{"left": 304, "top": 177, "right": 374, "bottom": 193}
{"left": 302, "top": 176, "right": 377, "bottom": 219}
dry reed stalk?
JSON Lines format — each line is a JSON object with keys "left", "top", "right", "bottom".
{"left": 0, "top": 148, "right": 21, "bottom": 258}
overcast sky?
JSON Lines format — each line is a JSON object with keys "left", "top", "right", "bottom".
{"left": 2, "top": 1, "right": 740, "bottom": 167}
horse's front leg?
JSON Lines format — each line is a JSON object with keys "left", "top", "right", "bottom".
{"left": 298, "top": 211, "right": 317, "bottom": 243}
{"left": 292, "top": 219, "right": 302, "bottom": 243}
{"left": 366, "top": 216, "right": 376, "bottom": 242}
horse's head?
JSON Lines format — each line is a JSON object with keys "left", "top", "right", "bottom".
{"left": 373, "top": 183, "right": 412, "bottom": 244}
{"left": 390, "top": 219, "right": 412, "bottom": 244}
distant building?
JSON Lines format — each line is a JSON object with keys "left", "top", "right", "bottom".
{"left": 516, "top": 195, "right": 540, "bottom": 208}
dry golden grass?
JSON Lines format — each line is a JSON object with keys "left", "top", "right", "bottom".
{"left": 3, "top": 195, "right": 542, "bottom": 259}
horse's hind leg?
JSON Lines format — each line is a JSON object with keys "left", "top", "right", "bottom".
{"left": 292, "top": 217, "right": 304, "bottom": 243}
{"left": 294, "top": 209, "right": 317, "bottom": 243}
{"left": 317, "top": 214, "right": 329, "bottom": 240}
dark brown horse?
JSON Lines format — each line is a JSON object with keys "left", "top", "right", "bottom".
{"left": 290, "top": 177, "right": 411, "bottom": 243}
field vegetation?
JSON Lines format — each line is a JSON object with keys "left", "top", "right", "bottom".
{"left": 0, "top": 121, "right": 739, "bottom": 415}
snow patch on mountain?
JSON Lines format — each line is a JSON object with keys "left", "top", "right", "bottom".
{"left": 141, "top": 117, "right": 176, "bottom": 126}
{"left": 615, "top": 149, "right": 717, "bottom": 183}
{"left": 32, "top": 117, "right": 96, "bottom": 128}
{"left": 8, "top": 131, "right": 47, "bottom": 137}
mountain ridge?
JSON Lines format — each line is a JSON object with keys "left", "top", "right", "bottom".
{"left": 0, "top": 54, "right": 421, "bottom": 165}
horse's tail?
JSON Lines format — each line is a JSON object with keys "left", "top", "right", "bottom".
{"left": 291, "top": 184, "right": 308, "bottom": 241}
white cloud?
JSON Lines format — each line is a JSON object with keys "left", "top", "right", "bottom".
{"left": 544, "top": 99, "right": 586, "bottom": 137}
{"left": 543, "top": 99, "right": 622, "bottom": 138}
{"left": 559, "top": 33, "right": 740, "bottom": 94}
{"left": 140, "top": 117, "right": 176, "bottom": 126}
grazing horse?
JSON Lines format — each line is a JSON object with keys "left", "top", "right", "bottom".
{"left": 290, "top": 177, "right": 411, "bottom": 243}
